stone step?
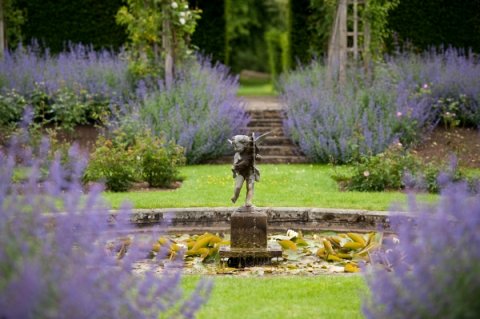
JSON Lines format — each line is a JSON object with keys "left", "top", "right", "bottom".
{"left": 247, "top": 127, "right": 285, "bottom": 136}
{"left": 259, "top": 145, "right": 302, "bottom": 157}
{"left": 262, "top": 136, "right": 293, "bottom": 146}
{"left": 258, "top": 155, "right": 308, "bottom": 164}
{"left": 247, "top": 118, "right": 284, "bottom": 127}
{"left": 248, "top": 110, "right": 284, "bottom": 119}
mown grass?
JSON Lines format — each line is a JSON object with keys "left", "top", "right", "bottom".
{"left": 237, "top": 77, "right": 277, "bottom": 97}
{"left": 103, "top": 164, "right": 437, "bottom": 210}
{"left": 183, "top": 275, "right": 366, "bottom": 319}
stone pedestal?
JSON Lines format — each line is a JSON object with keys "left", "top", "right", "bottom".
{"left": 219, "top": 206, "right": 282, "bottom": 267}
{"left": 230, "top": 206, "right": 267, "bottom": 249}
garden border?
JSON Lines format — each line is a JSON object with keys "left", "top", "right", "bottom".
{"left": 120, "top": 207, "right": 392, "bottom": 234}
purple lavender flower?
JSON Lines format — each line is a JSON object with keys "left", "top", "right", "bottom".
{"left": 280, "top": 61, "right": 398, "bottom": 163}
{"left": 363, "top": 182, "right": 480, "bottom": 318}
{"left": 0, "top": 128, "right": 211, "bottom": 318}
{"left": 0, "top": 42, "right": 132, "bottom": 107}
{"left": 280, "top": 48, "right": 480, "bottom": 163}
{"left": 137, "top": 56, "right": 249, "bottom": 164}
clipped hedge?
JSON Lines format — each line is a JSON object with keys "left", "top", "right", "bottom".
{"left": 289, "top": 0, "right": 312, "bottom": 66}
{"left": 189, "top": 0, "right": 226, "bottom": 63}
{"left": 388, "top": 0, "right": 480, "bottom": 53}
{"left": 17, "top": 0, "right": 126, "bottom": 52}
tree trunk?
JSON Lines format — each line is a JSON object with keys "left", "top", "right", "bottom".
{"left": 0, "top": 0, "right": 5, "bottom": 58}
{"left": 327, "top": 0, "right": 347, "bottom": 85}
{"left": 162, "top": 5, "right": 173, "bottom": 89}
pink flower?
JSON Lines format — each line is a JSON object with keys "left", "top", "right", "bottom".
{"left": 423, "top": 83, "right": 429, "bottom": 89}
{"left": 396, "top": 111, "right": 402, "bottom": 117}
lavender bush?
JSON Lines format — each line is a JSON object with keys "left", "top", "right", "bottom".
{"left": 385, "top": 47, "right": 480, "bottom": 127}
{"left": 0, "top": 126, "right": 211, "bottom": 318}
{"left": 137, "top": 58, "right": 249, "bottom": 164}
{"left": 0, "top": 43, "right": 131, "bottom": 130}
{"left": 281, "top": 48, "right": 479, "bottom": 163}
{"left": 0, "top": 43, "right": 131, "bottom": 99}
{"left": 281, "top": 61, "right": 401, "bottom": 163}
{"left": 363, "top": 181, "right": 480, "bottom": 318}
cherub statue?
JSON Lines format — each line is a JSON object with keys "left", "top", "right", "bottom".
{"left": 228, "top": 132, "right": 269, "bottom": 207}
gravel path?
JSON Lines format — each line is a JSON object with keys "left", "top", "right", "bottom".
{"left": 241, "top": 96, "right": 284, "bottom": 111}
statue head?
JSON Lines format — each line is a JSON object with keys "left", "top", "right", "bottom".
{"left": 228, "top": 135, "right": 252, "bottom": 153}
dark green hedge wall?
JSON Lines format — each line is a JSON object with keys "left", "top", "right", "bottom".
{"left": 388, "top": 0, "right": 480, "bottom": 53}
{"left": 189, "top": 0, "right": 226, "bottom": 63}
{"left": 17, "top": 0, "right": 126, "bottom": 52}
{"left": 289, "top": 0, "right": 313, "bottom": 66}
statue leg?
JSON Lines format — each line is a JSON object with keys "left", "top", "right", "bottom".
{"left": 231, "top": 175, "right": 245, "bottom": 203}
{"left": 245, "top": 175, "right": 255, "bottom": 207}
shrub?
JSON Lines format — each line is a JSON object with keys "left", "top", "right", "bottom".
{"left": 280, "top": 48, "right": 480, "bottom": 163}
{"left": 136, "top": 130, "right": 185, "bottom": 188}
{"left": 385, "top": 48, "right": 480, "bottom": 128}
{"left": 0, "top": 129, "right": 211, "bottom": 318}
{"left": 281, "top": 61, "right": 399, "bottom": 163}
{"left": 336, "top": 143, "right": 421, "bottom": 192}
{"left": 0, "top": 89, "right": 27, "bottom": 126}
{"left": 334, "top": 144, "right": 468, "bottom": 193}
{"left": 139, "top": 57, "right": 249, "bottom": 164}
{"left": 0, "top": 44, "right": 130, "bottom": 130}
{"left": 363, "top": 182, "right": 480, "bottom": 318}
{"left": 84, "top": 128, "right": 186, "bottom": 191}
{"left": 84, "top": 135, "right": 139, "bottom": 192}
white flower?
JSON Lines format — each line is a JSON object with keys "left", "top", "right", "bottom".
{"left": 179, "top": 11, "right": 185, "bottom": 17}
{"left": 363, "top": 171, "right": 370, "bottom": 177}
{"left": 179, "top": 17, "right": 186, "bottom": 25}
{"left": 423, "top": 83, "right": 429, "bottom": 89}
{"left": 171, "top": 1, "right": 178, "bottom": 8}
{"left": 184, "top": 4, "right": 189, "bottom": 9}
{"left": 286, "top": 229, "right": 298, "bottom": 238}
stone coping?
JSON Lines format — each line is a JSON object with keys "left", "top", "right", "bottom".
{"left": 117, "top": 207, "right": 393, "bottom": 233}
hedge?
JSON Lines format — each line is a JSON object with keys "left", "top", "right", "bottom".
{"left": 17, "top": 0, "right": 126, "bottom": 52}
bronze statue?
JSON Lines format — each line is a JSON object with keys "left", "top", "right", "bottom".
{"left": 228, "top": 132, "right": 269, "bottom": 207}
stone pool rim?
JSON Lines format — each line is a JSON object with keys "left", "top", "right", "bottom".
{"left": 114, "top": 207, "right": 395, "bottom": 234}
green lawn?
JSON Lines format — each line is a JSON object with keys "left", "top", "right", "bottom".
{"left": 103, "top": 164, "right": 436, "bottom": 210}
{"left": 184, "top": 275, "right": 366, "bottom": 319}
{"left": 237, "top": 77, "right": 277, "bottom": 96}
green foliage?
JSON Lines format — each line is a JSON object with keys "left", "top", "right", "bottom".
{"left": 363, "top": 0, "right": 399, "bottom": 59}
{"left": 336, "top": 144, "right": 421, "bottom": 192}
{"left": 387, "top": 0, "right": 480, "bottom": 53}
{"left": 2, "top": 0, "right": 25, "bottom": 50}
{"left": 306, "top": 0, "right": 336, "bottom": 59}
{"left": 289, "top": 0, "right": 311, "bottom": 65}
{"left": 17, "top": 0, "right": 126, "bottom": 52}
{"left": 84, "top": 128, "right": 186, "bottom": 192}
{"left": 2, "top": 86, "right": 112, "bottom": 132}
{"left": 136, "top": 131, "right": 185, "bottom": 188}
{"left": 225, "top": 0, "right": 287, "bottom": 73}
{"left": 44, "top": 88, "right": 111, "bottom": 131}
{"left": 84, "top": 136, "right": 138, "bottom": 192}
{"left": 188, "top": 0, "right": 226, "bottom": 63}
{"left": 265, "top": 28, "right": 289, "bottom": 80}
{"left": 289, "top": 0, "right": 398, "bottom": 65}
{"left": 0, "top": 89, "right": 27, "bottom": 126}
{"left": 334, "top": 144, "right": 468, "bottom": 193}
{"left": 116, "top": 0, "right": 201, "bottom": 79}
